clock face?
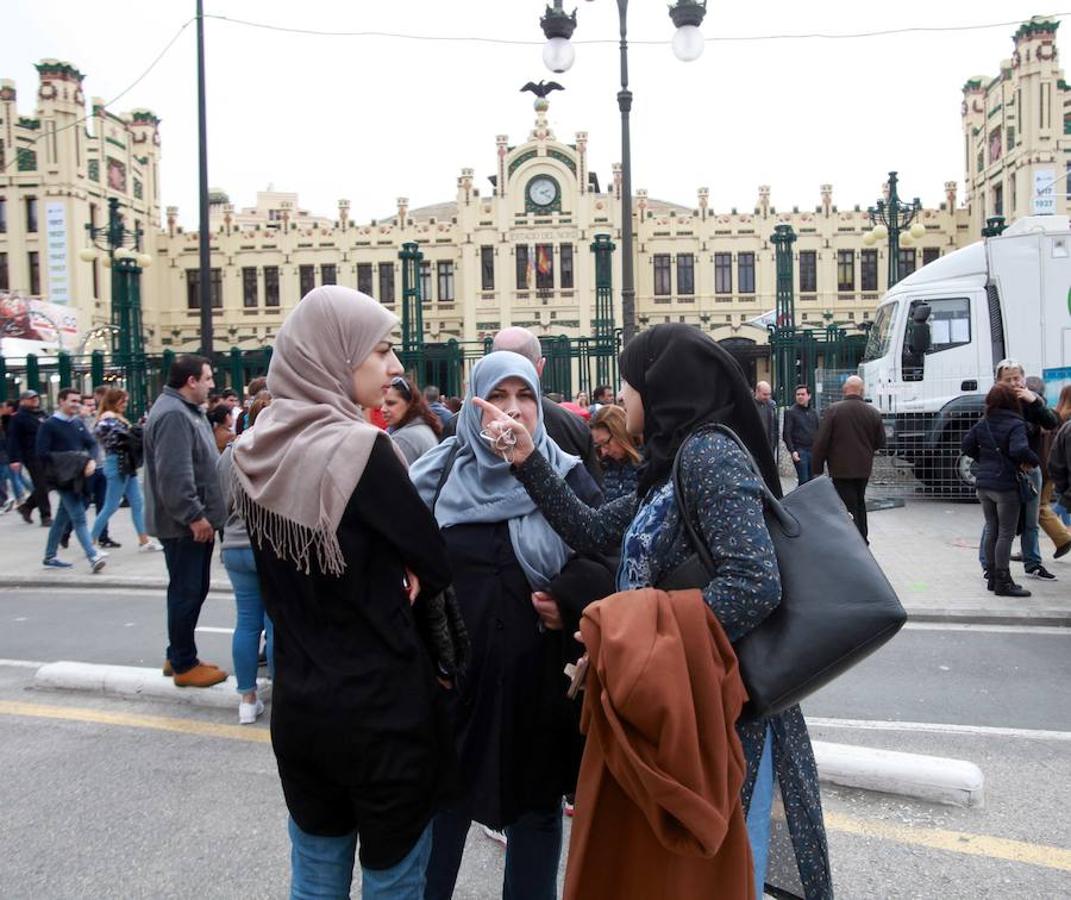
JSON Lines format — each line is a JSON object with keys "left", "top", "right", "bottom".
{"left": 528, "top": 177, "right": 558, "bottom": 208}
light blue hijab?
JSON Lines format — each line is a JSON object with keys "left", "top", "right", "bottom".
{"left": 410, "top": 351, "right": 582, "bottom": 590}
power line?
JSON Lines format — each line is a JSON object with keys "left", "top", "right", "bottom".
{"left": 1, "top": 17, "right": 194, "bottom": 175}
{"left": 205, "top": 11, "right": 1071, "bottom": 45}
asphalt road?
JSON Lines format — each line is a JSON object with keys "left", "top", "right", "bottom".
{"left": 1, "top": 587, "right": 1069, "bottom": 898}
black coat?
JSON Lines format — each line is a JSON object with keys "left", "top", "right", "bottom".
{"left": 442, "top": 465, "right": 614, "bottom": 828}
{"left": 251, "top": 435, "right": 456, "bottom": 870}
{"left": 962, "top": 409, "right": 1040, "bottom": 492}
{"left": 6, "top": 407, "right": 45, "bottom": 464}
{"left": 782, "top": 403, "right": 819, "bottom": 452}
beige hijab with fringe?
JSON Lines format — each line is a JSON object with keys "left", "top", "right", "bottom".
{"left": 232, "top": 285, "right": 398, "bottom": 575}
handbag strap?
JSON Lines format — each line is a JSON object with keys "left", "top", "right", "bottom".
{"left": 671, "top": 423, "right": 795, "bottom": 576}
{"left": 431, "top": 440, "right": 462, "bottom": 515}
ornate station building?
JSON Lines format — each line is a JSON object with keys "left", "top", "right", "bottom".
{"left": 0, "top": 17, "right": 1067, "bottom": 387}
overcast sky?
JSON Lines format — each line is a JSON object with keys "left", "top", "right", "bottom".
{"left": 2, "top": 1, "right": 1060, "bottom": 226}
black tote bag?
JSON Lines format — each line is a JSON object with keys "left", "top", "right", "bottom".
{"left": 659, "top": 423, "right": 907, "bottom": 720}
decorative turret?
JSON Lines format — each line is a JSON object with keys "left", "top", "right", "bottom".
{"left": 496, "top": 135, "right": 509, "bottom": 197}
{"left": 758, "top": 185, "right": 770, "bottom": 217}
{"left": 575, "top": 131, "right": 588, "bottom": 195}
{"left": 397, "top": 197, "right": 409, "bottom": 224}
{"left": 458, "top": 168, "right": 474, "bottom": 204}
{"left": 697, "top": 187, "right": 709, "bottom": 218}
{"left": 612, "top": 163, "right": 623, "bottom": 201}
{"left": 945, "top": 181, "right": 958, "bottom": 209}
{"left": 821, "top": 184, "right": 833, "bottom": 216}
{"left": 166, "top": 206, "right": 178, "bottom": 237}
{"left": 338, "top": 198, "right": 350, "bottom": 230}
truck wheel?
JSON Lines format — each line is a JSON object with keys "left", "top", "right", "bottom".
{"left": 939, "top": 437, "right": 977, "bottom": 498}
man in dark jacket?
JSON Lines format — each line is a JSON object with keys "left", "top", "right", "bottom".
{"left": 782, "top": 384, "right": 820, "bottom": 485}
{"left": 7, "top": 390, "right": 52, "bottom": 526}
{"left": 442, "top": 328, "right": 603, "bottom": 486}
{"left": 812, "top": 375, "right": 886, "bottom": 541}
{"left": 753, "top": 381, "right": 779, "bottom": 460}
{"left": 35, "top": 388, "right": 106, "bottom": 571}
{"left": 144, "top": 355, "right": 228, "bottom": 688}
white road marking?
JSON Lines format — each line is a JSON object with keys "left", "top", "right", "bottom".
{"left": 0, "top": 658, "right": 46, "bottom": 669}
{"left": 194, "top": 626, "right": 234, "bottom": 635}
{"left": 809, "top": 716, "right": 1071, "bottom": 742}
{"left": 904, "top": 622, "right": 1071, "bottom": 635}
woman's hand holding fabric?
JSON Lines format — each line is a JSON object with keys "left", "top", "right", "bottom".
{"left": 472, "top": 397, "right": 535, "bottom": 466}
{"left": 404, "top": 567, "right": 421, "bottom": 605}
{"left": 531, "top": 591, "right": 564, "bottom": 630}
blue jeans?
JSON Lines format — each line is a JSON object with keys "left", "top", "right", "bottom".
{"left": 978, "top": 467, "right": 1043, "bottom": 570}
{"left": 289, "top": 817, "right": 432, "bottom": 900}
{"left": 45, "top": 489, "right": 96, "bottom": 562}
{"left": 746, "top": 724, "right": 775, "bottom": 895}
{"left": 0, "top": 463, "right": 31, "bottom": 501}
{"left": 161, "top": 535, "right": 214, "bottom": 674}
{"left": 222, "top": 546, "right": 274, "bottom": 692}
{"left": 425, "top": 805, "right": 563, "bottom": 900}
{"left": 792, "top": 448, "right": 813, "bottom": 485}
{"left": 91, "top": 454, "right": 146, "bottom": 541}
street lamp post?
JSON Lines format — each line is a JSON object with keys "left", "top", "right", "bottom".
{"left": 539, "top": 0, "right": 707, "bottom": 343}
{"left": 80, "top": 197, "right": 152, "bottom": 416}
{"left": 398, "top": 242, "right": 425, "bottom": 377}
{"left": 865, "top": 171, "right": 925, "bottom": 289}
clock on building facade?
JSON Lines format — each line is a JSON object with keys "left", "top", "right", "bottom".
{"left": 526, "top": 174, "right": 561, "bottom": 213}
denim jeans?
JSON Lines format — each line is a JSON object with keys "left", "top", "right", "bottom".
{"left": 289, "top": 817, "right": 432, "bottom": 900}
{"left": 978, "top": 467, "right": 1042, "bottom": 570}
{"left": 222, "top": 546, "right": 274, "bottom": 692}
{"left": 161, "top": 535, "right": 214, "bottom": 674}
{"left": 978, "top": 488, "right": 1019, "bottom": 571}
{"left": 91, "top": 454, "right": 146, "bottom": 541}
{"left": 792, "top": 448, "right": 813, "bottom": 485}
{"left": 0, "top": 463, "right": 31, "bottom": 502}
{"left": 425, "top": 804, "right": 563, "bottom": 900}
{"left": 746, "top": 724, "right": 775, "bottom": 895}
{"left": 45, "top": 489, "right": 96, "bottom": 562}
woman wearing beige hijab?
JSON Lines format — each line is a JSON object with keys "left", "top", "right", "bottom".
{"left": 231, "top": 286, "right": 454, "bottom": 899}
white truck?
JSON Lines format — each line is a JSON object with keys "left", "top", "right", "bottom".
{"left": 858, "top": 215, "right": 1071, "bottom": 495}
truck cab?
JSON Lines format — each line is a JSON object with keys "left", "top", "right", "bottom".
{"left": 859, "top": 215, "right": 1071, "bottom": 494}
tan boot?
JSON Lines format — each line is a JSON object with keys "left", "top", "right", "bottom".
{"left": 164, "top": 659, "right": 222, "bottom": 677}
{"left": 173, "top": 663, "right": 228, "bottom": 688}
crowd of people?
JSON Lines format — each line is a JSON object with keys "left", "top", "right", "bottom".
{"left": 9, "top": 281, "right": 1071, "bottom": 899}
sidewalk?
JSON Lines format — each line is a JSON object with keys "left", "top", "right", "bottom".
{"left": 1, "top": 491, "right": 1069, "bottom": 624}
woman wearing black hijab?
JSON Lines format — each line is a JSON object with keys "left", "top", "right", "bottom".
{"left": 475, "top": 324, "right": 833, "bottom": 900}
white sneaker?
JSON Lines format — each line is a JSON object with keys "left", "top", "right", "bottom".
{"left": 238, "top": 698, "right": 264, "bottom": 725}
{"left": 89, "top": 552, "right": 108, "bottom": 573}
{"left": 1, "top": 498, "right": 14, "bottom": 514}
{"left": 138, "top": 539, "right": 163, "bottom": 553}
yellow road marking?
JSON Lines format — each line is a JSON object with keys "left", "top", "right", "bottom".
{"left": 0, "top": 700, "right": 269, "bottom": 744}
{"left": 824, "top": 811, "right": 1071, "bottom": 873}
{"left": 3, "top": 700, "right": 1070, "bottom": 873}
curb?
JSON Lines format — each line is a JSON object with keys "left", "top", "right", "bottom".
{"left": 0, "top": 575, "right": 233, "bottom": 595}
{"left": 905, "top": 608, "right": 1071, "bottom": 627}
{"left": 812, "top": 740, "right": 984, "bottom": 808}
{"left": 33, "top": 661, "right": 271, "bottom": 710}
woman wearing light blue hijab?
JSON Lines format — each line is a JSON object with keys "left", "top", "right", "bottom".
{"left": 412, "top": 352, "right": 614, "bottom": 900}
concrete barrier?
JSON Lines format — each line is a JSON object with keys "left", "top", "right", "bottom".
{"left": 812, "top": 739, "right": 984, "bottom": 808}
{"left": 33, "top": 661, "right": 271, "bottom": 711}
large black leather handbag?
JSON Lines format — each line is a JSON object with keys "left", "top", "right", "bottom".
{"left": 659, "top": 423, "right": 907, "bottom": 720}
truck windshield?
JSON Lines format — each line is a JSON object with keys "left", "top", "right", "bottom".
{"left": 863, "top": 303, "right": 896, "bottom": 362}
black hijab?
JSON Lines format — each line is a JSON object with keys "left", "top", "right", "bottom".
{"left": 618, "top": 324, "right": 782, "bottom": 500}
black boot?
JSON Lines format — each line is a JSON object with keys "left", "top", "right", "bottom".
{"left": 994, "top": 568, "right": 1031, "bottom": 597}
